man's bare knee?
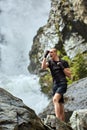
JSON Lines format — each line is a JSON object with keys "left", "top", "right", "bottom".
{"left": 53, "top": 97, "right": 57, "bottom": 104}
{"left": 53, "top": 93, "right": 61, "bottom": 103}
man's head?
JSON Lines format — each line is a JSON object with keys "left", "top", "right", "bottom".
{"left": 49, "top": 48, "right": 58, "bottom": 59}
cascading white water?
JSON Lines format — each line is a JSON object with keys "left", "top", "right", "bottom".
{"left": 0, "top": 0, "right": 51, "bottom": 114}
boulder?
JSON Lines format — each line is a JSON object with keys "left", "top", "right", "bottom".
{"left": 44, "top": 114, "right": 73, "bottom": 130}
{"left": 65, "top": 77, "right": 87, "bottom": 111}
{"left": 70, "top": 109, "right": 87, "bottom": 130}
{"left": 0, "top": 88, "right": 51, "bottom": 130}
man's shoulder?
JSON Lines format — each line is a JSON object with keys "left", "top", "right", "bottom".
{"left": 60, "top": 59, "right": 69, "bottom": 68}
{"left": 60, "top": 59, "right": 67, "bottom": 63}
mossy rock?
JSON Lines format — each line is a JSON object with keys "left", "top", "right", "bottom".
{"left": 39, "top": 71, "right": 52, "bottom": 97}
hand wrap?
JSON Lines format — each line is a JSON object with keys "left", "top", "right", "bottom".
{"left": 44, "top": 50, "right": 49, "bottom": 58}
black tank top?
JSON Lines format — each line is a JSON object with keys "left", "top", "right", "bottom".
{"left": 48, "top": 59, "right": 69, "bottom": 83}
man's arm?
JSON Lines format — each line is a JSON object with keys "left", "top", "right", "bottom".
{"left": 41, "top": 58, "right": 49, "bottom": 69}
{"left": 58, "top": 61, "right": 71, "bottom": 79}
{"left": 63, "top": 68, "right": 71, "bottom": 79}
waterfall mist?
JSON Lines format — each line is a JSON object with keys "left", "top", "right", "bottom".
{"left": 0, "top": 0, "right": 50, "bottom": 114}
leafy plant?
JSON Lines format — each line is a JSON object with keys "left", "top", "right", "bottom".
{"left": 71, "top": 53, "right": 87, "bottom": 81}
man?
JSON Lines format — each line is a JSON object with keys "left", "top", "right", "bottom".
{"left": 41, "top": 48, "right": 71, "bottom": 121}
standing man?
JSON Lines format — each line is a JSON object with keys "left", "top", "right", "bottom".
{"left": 41, "top": 48, "right": 71, "bottom": 121}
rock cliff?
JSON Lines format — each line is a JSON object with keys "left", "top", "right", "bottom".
{"left": 28, "top": 0, "right": 87, "bottom": 74}
{"left": 0, "top": 88, "right": 50, "bottom": 130}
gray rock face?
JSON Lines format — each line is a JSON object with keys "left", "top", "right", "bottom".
{"left": 70, "top": 109, "right": 87, "bottom": 130}
{"left": 64, "top": 0, "right": 87, "bottom": 58}
{"left": 0, "top": 88, "right": 51, "bottom": 130}
{"left": 44, "top": 115, "right": 73, "bottom": 130}
{"left": 42, "top": 109, "right": 87, "bottom": 130}
{"left": 28, "top": 0, "right": 87, "bottom": 74}
{"left": 65, "top": 77, "right": 87, "bottom": 111}
{"left": 70, "top": 0, "right": 87, "bottom": 24}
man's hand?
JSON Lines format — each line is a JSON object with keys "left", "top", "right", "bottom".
{"left": 57, "top": 62, "right": 64, "bottom": 70}
{"left": 44, "top": 50, "right": 49, "bottom": 58}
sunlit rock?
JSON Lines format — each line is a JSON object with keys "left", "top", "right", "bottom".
{"left": 70, "top": 109, "right": 87, "bottom": 130}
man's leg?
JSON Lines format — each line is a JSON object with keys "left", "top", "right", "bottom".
{"left": 59, "top": 95, "right": 65, "bottom": 121}
{"left": 60, "top": 103, "right": 65, "bottom": 121}
{"left": 53, "top": 93, "right": 64, "bottom": 120}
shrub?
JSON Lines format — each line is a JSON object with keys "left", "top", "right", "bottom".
{"left": 71, "top": 53, "right": 87, "bottom": 81}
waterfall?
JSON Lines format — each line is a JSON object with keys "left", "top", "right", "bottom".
{"left": 0, "top": 0, "right": 50, "bottom": 114}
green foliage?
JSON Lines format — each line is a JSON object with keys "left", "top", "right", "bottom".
{"left": 56, "top": 52, "right": 85, "bottom": 82}
{"left": 56, "top": 47, "right": 67, "bottom": 58}
{"left": 58, "top": 51, "right": 87, "bottom": 83}
{"left": 71, "top": 53, "right": 87, "bottom": 81}
{"left": 39, "top": 72, "right": 52, "bottom": 96}
{"left": 62, "top": 55, "right": 71, "bottom": 65}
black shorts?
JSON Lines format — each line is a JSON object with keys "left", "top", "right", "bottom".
{"left": 52, "top": 81, "right": 67, "bottom": 103}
